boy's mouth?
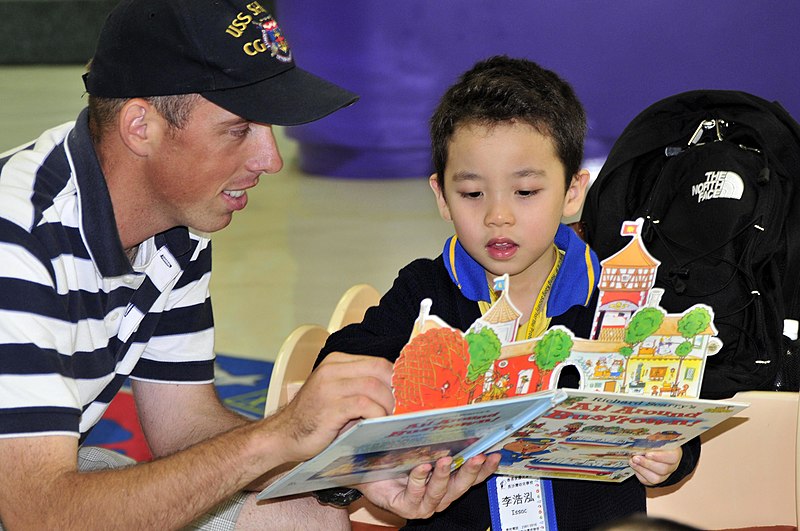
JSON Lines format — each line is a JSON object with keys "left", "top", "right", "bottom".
{"left": 487, "top": 238, "right": 518, "bottom": 260}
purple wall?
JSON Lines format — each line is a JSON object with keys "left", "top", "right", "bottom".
{"left": 279, "top": 2, "right": 800, "bottom": 178}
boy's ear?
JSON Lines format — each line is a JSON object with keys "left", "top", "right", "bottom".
{"left": 428, "top": 173, "right": 452, "bottom": 221}
{"left": 117, "top": 99, "right": 164, "bottom": 157}
{"left": 562, "top": 169, "right": 590, "bottom": 219}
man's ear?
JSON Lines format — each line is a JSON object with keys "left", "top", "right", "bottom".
{"left": 428, "top": 173, "right": 452, "bottom": 221}
{"left": 117, "top": 99, "right": 161, "bottom": 157}
{"left": 563, "top": 169, "right": 590, "bottom": 219}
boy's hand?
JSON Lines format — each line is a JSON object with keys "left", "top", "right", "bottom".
{"left": 629, "top": 447, "right": 682, "bottom": 486}
{"left": 358, "top": 453, "right": 500, "bottom": 519}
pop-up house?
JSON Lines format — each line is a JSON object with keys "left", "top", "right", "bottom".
{"left": 393, "top": 219, "right": 721, "bottom": 414}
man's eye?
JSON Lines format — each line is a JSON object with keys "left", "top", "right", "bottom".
{"left": 230, "top": 126, "right": 251, "bottom": 138}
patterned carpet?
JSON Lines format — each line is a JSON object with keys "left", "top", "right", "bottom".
{"left": 83, "top": 354, "right": 273, "bottom": 461}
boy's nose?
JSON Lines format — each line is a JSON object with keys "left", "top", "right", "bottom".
{"left": 248, "top": 125, "right": 284, "bottom": 175}
{"left": 485, "top": 198, "right": 514, "bottom": 226}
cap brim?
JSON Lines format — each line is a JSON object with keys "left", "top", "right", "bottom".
{"left": 202, "top": 66, "right": 358, "bottom": 126}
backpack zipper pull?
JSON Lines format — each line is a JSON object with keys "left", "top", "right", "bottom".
{"left": 735, "top": 143, "right": 770, "bottom": 184}
{"left": 688, "top": 119, "right": 723, "bottom": 146}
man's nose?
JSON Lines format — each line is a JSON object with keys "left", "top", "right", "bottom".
{"left": 248, "top": 125, "right": 284, "bottom": 174}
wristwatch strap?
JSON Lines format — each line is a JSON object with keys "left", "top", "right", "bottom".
{"left": 312, "top": 487, "right": 363, "bottom": 507}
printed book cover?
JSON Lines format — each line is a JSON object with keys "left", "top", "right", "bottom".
{"left": 257, "top": 389, "right": 564, "bottom": 500}
{"left": 486, "top": 389, "right": 746, "bottom": 482}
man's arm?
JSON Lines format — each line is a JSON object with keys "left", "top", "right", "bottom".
{"left": 0, "top": 418, "right": 351, "bottom": 530}
{"left": 132, "top": 379, "right": 251, "bottom": 457}
{"left": 134, "top": 354, "right": 501, "bottom": 521}
{"left": 0, "top": 354, "right": 393, "bottom": 530}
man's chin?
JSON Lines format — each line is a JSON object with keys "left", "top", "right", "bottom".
{"left": 188, "top": 215, "right": 234, "bottom": 235}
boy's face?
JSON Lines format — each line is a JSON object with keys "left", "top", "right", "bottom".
{"left": 429, "top": 121, "right": 588, "bottom": 290}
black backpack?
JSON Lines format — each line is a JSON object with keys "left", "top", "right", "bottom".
{"left": 580, "top": 90, "right": 800, "bottom": 399}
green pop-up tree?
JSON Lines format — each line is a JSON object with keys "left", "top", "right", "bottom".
{"left": 534, "top": 328, "right": 573, "bottom": 391}
{"left": 673, "top": 306, "right": 712, "bottom": 387}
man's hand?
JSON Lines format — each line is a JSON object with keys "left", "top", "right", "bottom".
{"left": 268, "top": 353, "right": 395, "bottom": 464}
{"left": 358, "top": 453, "right": 500, "bottom": 519}
{"left": 630, "top": 447, "right": 682, "bottom": 486}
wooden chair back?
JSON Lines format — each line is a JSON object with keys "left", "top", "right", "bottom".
{"left": 327, "top": 283, "right": 381, "bottom": 333}
{"left": 263, "top": 324, "right": 330, "bottom": 417}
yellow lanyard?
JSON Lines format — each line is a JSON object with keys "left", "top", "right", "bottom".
{"left": 478, "top": 246, "right": 564, "bottom": 341}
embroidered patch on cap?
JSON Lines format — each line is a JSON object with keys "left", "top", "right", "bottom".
{"left": 255, "top": 14, "right": 292, "bottom": 62}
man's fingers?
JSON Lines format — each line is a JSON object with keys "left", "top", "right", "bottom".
{"left": 271, "top": 354, "right": 397, "bottom": 462}
{"left": 324, "top": 377, "right": 395, "bottom": 419}
{"left": 357, "top": 454, "right": 496, "bottom": 520}
{"left": 299, "top": 360, "right": 396, "bottom": 419}
{"left": 306, "top": 356, "right": 396, "bottom": 415}
{"left": 317, "top": 353, "right": 394, "bottom": 387}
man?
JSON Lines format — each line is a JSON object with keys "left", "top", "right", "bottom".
{"left": 0, "top": 1, "right": 498, "bottom": 529}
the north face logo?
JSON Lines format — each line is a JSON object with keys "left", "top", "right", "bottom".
{"left": 691, "top": 171, "right": 745, "bottom": 203}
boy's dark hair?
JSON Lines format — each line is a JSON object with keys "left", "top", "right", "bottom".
{"left": 430, "top": 55, "right": 587, "bottom": 190}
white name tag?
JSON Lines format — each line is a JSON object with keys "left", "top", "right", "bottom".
{"left": 488, "top": 476, "right": 556, "bottom": 531}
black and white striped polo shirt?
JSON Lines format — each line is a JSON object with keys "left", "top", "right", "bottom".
{"left": 0, "top": 109, "right": 216, "bottom": 443}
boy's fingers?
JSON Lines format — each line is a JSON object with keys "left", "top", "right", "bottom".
{"left": 405, "top": 462, "right": 434, "bottom": 497}
{"left": 630, "top": 455, "right": 674, "bottom": 486}
{"left": 442, "top": 455, "right": 486, "bottom": 501}
{"left": 643, "top": 449, "right": 682, "bottom": 465}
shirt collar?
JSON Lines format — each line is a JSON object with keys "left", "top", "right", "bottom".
{"left": 442, "top": 223, "right": 599, "bottom": 316}
{"left": 67, "top": 108, "right": 191, "bottom": 277}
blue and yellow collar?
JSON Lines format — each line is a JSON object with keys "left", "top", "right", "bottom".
{"left": 442, "top": 224, "right": 599, "bottom": 316}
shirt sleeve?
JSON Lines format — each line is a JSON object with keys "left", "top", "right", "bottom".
{"left": 0, "top": 222, "right": 83, "bottom": 437}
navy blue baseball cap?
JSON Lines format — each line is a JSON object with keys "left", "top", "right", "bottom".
{"left": 83, "top": 0, "right": 358, "bottom": 126}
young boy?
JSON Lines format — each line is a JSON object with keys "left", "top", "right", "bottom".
{"left": 318, "top": 56, "right": 700, "bottom": 530}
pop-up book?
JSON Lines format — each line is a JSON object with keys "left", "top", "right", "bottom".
{"left": 393, "top": 218, "right": 725, "bottom": 413}
{"left": 391, "top": 218, "right": 746, "bottom": 482}
{"left": 258, "top": 219, "right": 747, "bottom": 499}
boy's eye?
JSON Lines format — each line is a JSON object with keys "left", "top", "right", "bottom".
{"left": 459, "top": 191, "right": 483, "bottom": 199}
{"left": 517, "top": 189, "right": 539, "bottom": 197}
